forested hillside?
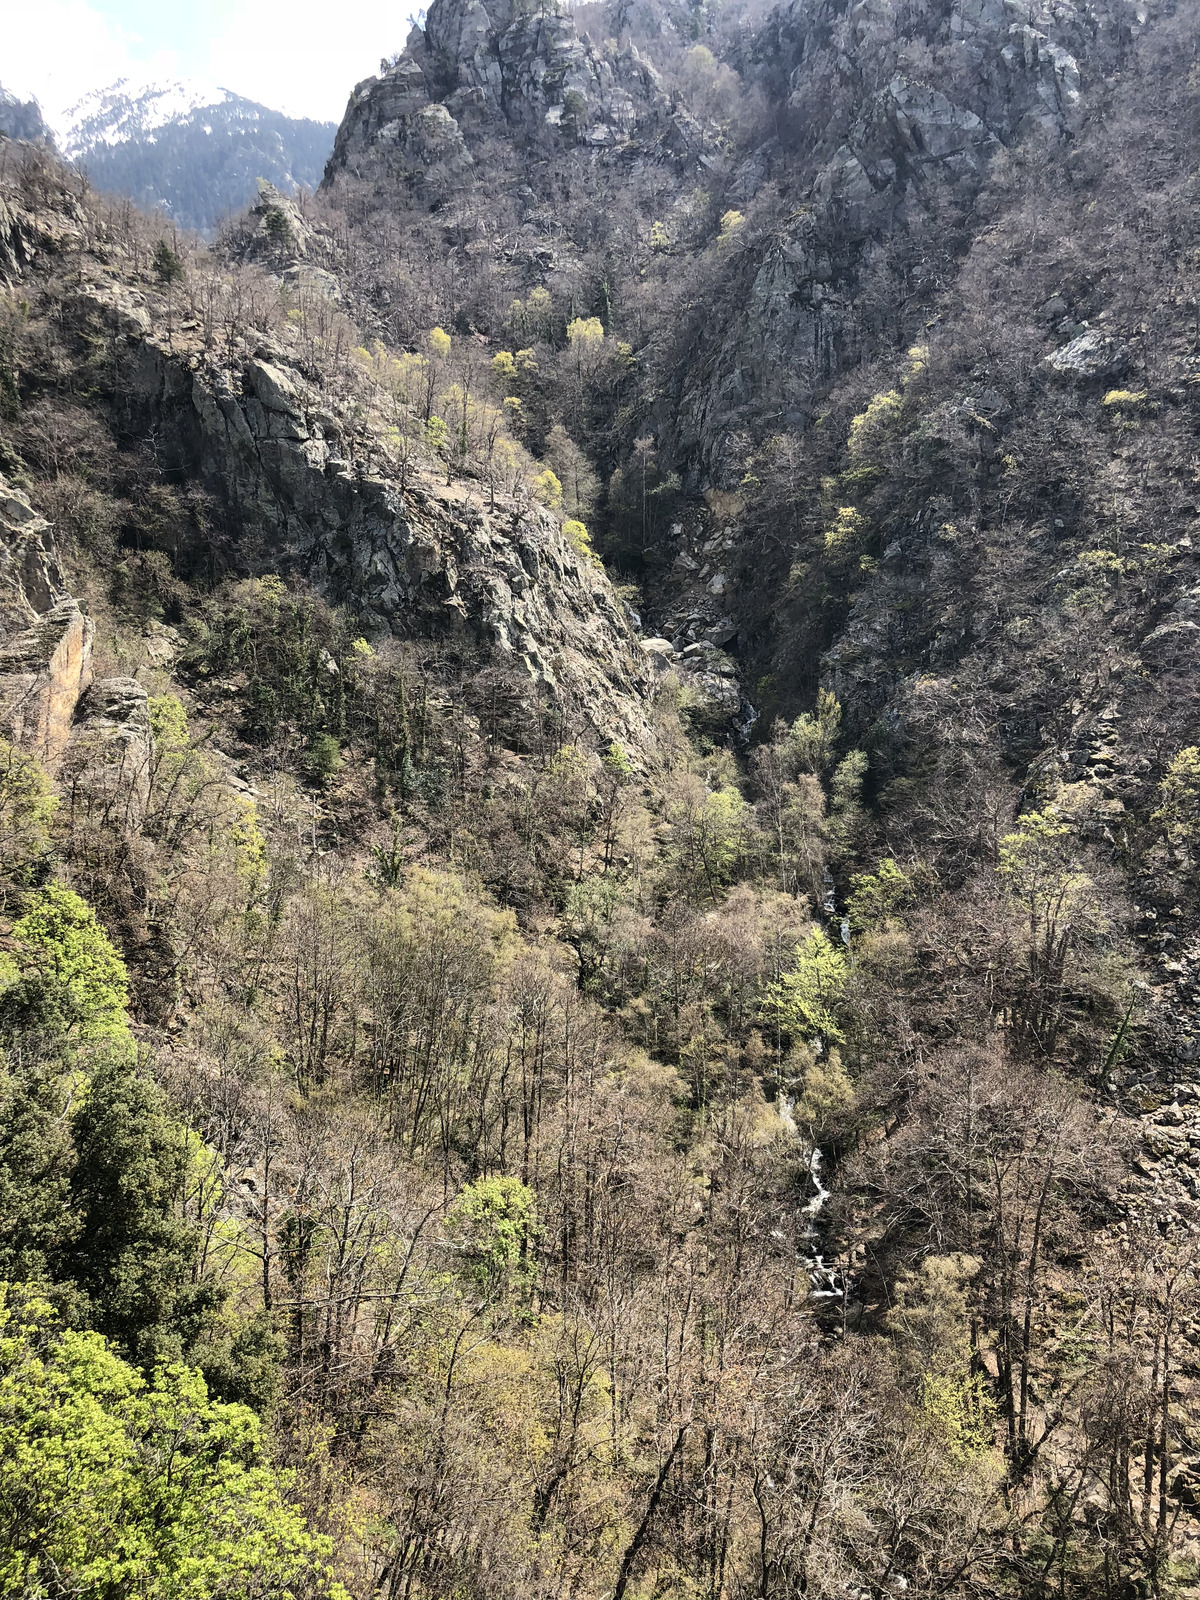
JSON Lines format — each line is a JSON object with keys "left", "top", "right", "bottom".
{"left": 3, "top": 0, "right": 1200, "bottom": 1595}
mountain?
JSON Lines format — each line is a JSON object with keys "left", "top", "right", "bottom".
{"left": 0, "top": 84, "right": 52, "bottom": 144}
{"left": 59, "top": 78, "right": 336, "bottom": 233}
{"left": 8, "top": 1, "right": 1200, "bottom": 1595}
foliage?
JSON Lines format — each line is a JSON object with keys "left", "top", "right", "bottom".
{"left": 846, "top": 857, "right": 910, "bottom": 931}
{"left": 0, "top": 1284, "right": 343, "bottom": 1600}
{"left": 0, "top": 737, "right": 57, "bottom": 897}
{"left": 1153, "top": 745, "right": 1200, "bottom": 845}
{"left": 763, "top": 927, "right": 848, "bottom": 1044}
{"left": 532, "top": 467, "right": 563, "bottom": 509}
{"left": 445, "top": 1176, "right": 540, "bottom": 1301}
{"left": 67, "top": 1053, "right": 218, "bottom": 1368}
{"left": 6, "top": 886, "right": 131, "bottom": 1049}
{"left": 152, "top": 239, "right": 184, "bottom": 286}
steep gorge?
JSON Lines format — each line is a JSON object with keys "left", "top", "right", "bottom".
{"left": 4, "top": 0, "right": 1200, "bottom": 1595}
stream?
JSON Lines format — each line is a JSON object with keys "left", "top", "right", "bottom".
{"left": 779, "top": 1097, "right": 844, "bottom": 1301}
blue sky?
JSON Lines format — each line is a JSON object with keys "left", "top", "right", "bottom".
{"left": 5, "top": 0, "right": 417, "bottom": 128}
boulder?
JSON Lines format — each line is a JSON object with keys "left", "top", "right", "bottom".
{"left": 63, "top": 677, "right": 154, "bottom": 818}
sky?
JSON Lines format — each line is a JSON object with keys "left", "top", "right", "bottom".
{"left": 3, "top": 0, "right": 421, "bottom": 130}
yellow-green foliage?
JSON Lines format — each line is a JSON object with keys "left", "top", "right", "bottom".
{"left": 1153, "top": 746, "right": 1200, "bottom": 845}
{"left": 566, "top": 316, "right": 604, "bottom": 348}
{"left": 1102, "top": 389, "right": 1150, "bottom": 409}
{"left": 763, "top": 927, "right": 848, "bottom": 1044}
{"left": 793, "top": 1046, "right": 856, "bottom": 1131}
{"left": 148, "top": 693, "right": 189, "bottom": 748}
{"left": 785, "top": 688, "right": 842, "bottom": 775}
{"left": 0, "top": 1285, "right": 345, "bottom": 1599}
{"left": 889, "top": 1255, "right": 996, "bottom": 1466}
{"left": 718, "top": 209, "right": 745, "bottom": 245}
{"left": 427, "top": 326, "right": 451, "bottom": 359}
{"left": 230, "top": 801, "right": 268, "bottom": 902}
{"left": 491, "top": 350, "right": 517, "bottom": 381}
{"left": 445, "top": 1175, "right": 540, "bottom": 1300}
{"left": 998, "top": 807, "right": 1092, "bottom": 933}
{"left": 6, "top": 886, "right": 132, "bottom": 1049}
{"left": 848, "top": 389, "right": 903, "bottom": 459}
{"left": 0, "top": 738, "right": 57, "bottom": 895}
{"left": 847, "top": 857, "right": 910, "bottom": 931}
{"left": 562, "top": 518, "right": 600, "bottom": 565}
{"left": 823, "top": 504, "right": 867, "bottom": 555}
{"left": 532, "top": 467, "right": 563, "bottom": 509}
{"left": 1075, "top": 548, "right": 1126, "bottom": 578}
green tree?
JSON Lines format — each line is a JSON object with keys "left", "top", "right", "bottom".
{"left": 1152, "top": 745, "right": 1200, "bottom": 847}
{"left": 0, "top": 1284, "right": 344, "bottom": 1599}
{"left": 0, "top": 1057, "right": 77, "bottom": 1290}
{"left": 763, "top": 927, "right": 848, "bottom": 1044}
{"left": 152, "top": 239, "right": 183, "bottom": 286}
{"left": 445, "top": 1176, "right": 539, "bottom": 1302}
{"left": 0, "top": 738, "right": 57, "bottom": 901}
{"left": 846, "top": 857, "right": 910, "bottom": 932}
{"left": 785, "top": 689, "right": 843, "bottom": 776}
{"left": 6, "top": 887, "right": 131, "bottom": 1049}
{"left": 68, "top": 1055, "right": 218, "bottom": 1368}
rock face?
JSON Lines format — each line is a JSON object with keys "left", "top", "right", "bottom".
{"left": 0, "top": 478, "right": 94, "bottom": 765}
{"left": 72, "top": 287, "right": 657, "bottom": 755}
{"left": 0, "top": 478, "right": 153, "bottom": 803}
{"left": 672, "top": 0, "right": 1121, "bottom": 474}
{"left": 63, "top": 677, "right": 154, "bottom": 817}
{"left": 325, "top": 0, "right": 691, "bottom": 185}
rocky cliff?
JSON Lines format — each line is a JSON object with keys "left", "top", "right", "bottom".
{"left": 0, "top": 477, "right": 93, "bottom": 765}
{"left": 0, "top": 170, "right": 661, "bottom": 761}
{"left": 325, "top": 0, "right": 702, "bottom": 189}
{"left": 667, "top": 0, "right": 1135, "bottom": 475}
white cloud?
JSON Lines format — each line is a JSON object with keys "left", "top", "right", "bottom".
{"left": 4, "top": 0, "right": 418, "bottom": 131}
{"left": 201, "top": 0, "right": 411, "bottom": 122}
{"left": 3, "top": 0, "right": 179, "bottom": 134}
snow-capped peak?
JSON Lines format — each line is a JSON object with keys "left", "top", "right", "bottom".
{"left": 58, "top": 78, "right": 237, "bottom": 159}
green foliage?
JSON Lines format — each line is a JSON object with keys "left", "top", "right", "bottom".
{"left": 1152, "top": 746, "right": 1200, "bottom": 846}
{"left": 792, "top": 1046, "right": 856, "bottom": 1134}
{"left": 68, "top": 1055, "right": 218, "bottom": 1369}
{"left": 846, "top": 857, "right": 910, "bottom": 932}
{"left": 997, "top": 808, "right": 1086, "bottom": 912}
{"left": 263, "top": 205, "right": 293, "bottom": 250}
{"left": 718, "top": 209, "right": 745, "bottom": 246}
{"left": 848, "top": 388, "right": 903, "bottom": 459}
{"left": 0, "top": 1057, "right": 77, "bottom": 1288}
{"left": 0, "top": 294, "right": 27, "bottom": 421}
{"left": 562, "top": 517, "right": 599, "bottom": 565}
{"left": 0, "top": 737, "right": 57, "bottom": 897}
{"left": 601, "top": 741, "right": 633, "bottom": 781}
{"left": 763, "top": 927, "right": 848, "bottom": 1044}
{"left": 785, "top": 688, "right": 843, "bottom": 776}
{"left": 148, "top": 693, "right": 190, "bottom": 748}
{"left": 306, "top": 732, "right": 342, "bottom": 783}
{"left": 152, "top": 239, "right": 184, "bottom": 286}
{"left": 445, "top": 1176, "right": 540, "bottom": 1301}
{"left": 823, "top": 504, "right": 867, "bottom": 555}
{"left": 7, "top": 887, "right": 131, "bottom": 1049}
{"left": 532, "top": 467, "right": 563, "bottom": 509}
{"left": 427, "top": 325, "right": 452, "bottom": 360}
{"left": 0, "top": 1284, "right": 343, "bottom": 1599}
{"left": 425, "top": 413, "right": 450, "bottom": 459}
{"left": 567, "top": 316, "right": 604, "bottom": 347}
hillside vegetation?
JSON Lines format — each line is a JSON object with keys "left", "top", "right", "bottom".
{"left": 3, "top": 0, "right": 1200, "bottom": 1595}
